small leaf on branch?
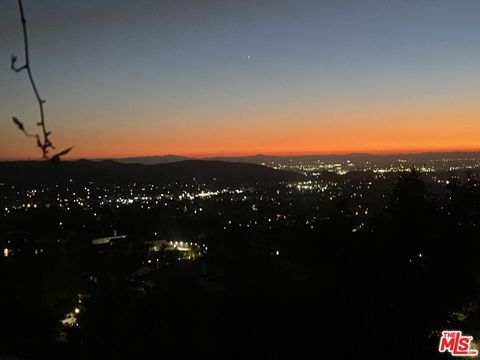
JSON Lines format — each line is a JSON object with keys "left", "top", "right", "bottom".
{"left": 12, "top": 117, "right": 25, "bottom": 132}
{"left": 51, "top": 147, "right": 73, "bottom": 162}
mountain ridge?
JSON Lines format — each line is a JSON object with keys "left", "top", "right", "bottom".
{"left": 97, "top": 151, "right": 480, "bottom": 165}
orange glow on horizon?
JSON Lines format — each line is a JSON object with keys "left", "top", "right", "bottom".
{"left": 2, "top": 102, "right": 480, "bottom": 160}
{"left": 4, "top": 144, "right": 480, "bottom": 161}
{"left": 3, "top": 131, "right": 480, "bottom": 160}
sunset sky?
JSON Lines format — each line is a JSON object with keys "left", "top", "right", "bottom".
{"left": 1, "top": 0, "right": 480, "bottom": 159}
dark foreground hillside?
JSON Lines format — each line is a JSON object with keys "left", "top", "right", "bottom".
{"left": 0, "top": 159, "right": 303, "bottom": 186}
{"left": 1, "top": 169, "right": 479, "bottom": 359}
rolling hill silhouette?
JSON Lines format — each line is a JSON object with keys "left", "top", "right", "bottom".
{"left": 0, "top": 159, "right": 303, "bottom": 186}
{"left": 108, "top": 151, "right": 480, "bottom": 165}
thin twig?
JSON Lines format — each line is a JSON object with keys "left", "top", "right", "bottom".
{"left": 11, "top": 0, "right": 72, "bottom": 160}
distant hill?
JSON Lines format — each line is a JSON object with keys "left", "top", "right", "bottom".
{"left": 0, "top": 159, "right": 303, "bottom": 187}
{"left": 207, "top": 152, "right": 480, "bottom": 164}
{"left": 110, "top": 151, "right": 480, "bottom": 165}
{"left": 112, "top": 155, "right": 191, "bottom": 165}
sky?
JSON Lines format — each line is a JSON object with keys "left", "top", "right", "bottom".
{"left": 1, "top": 0, "right": 480, "bottom": 159}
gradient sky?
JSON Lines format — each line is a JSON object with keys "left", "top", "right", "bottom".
{"left": 1, "top": 0, "right": 480, "bottom": 159}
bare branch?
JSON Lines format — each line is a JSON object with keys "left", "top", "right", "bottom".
{"left": 11, "top": 0, "right": 72, "bottom": 160}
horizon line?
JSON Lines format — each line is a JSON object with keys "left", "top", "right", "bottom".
{"left": 2, "top": 148, "right": 480, "bottom": 162}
